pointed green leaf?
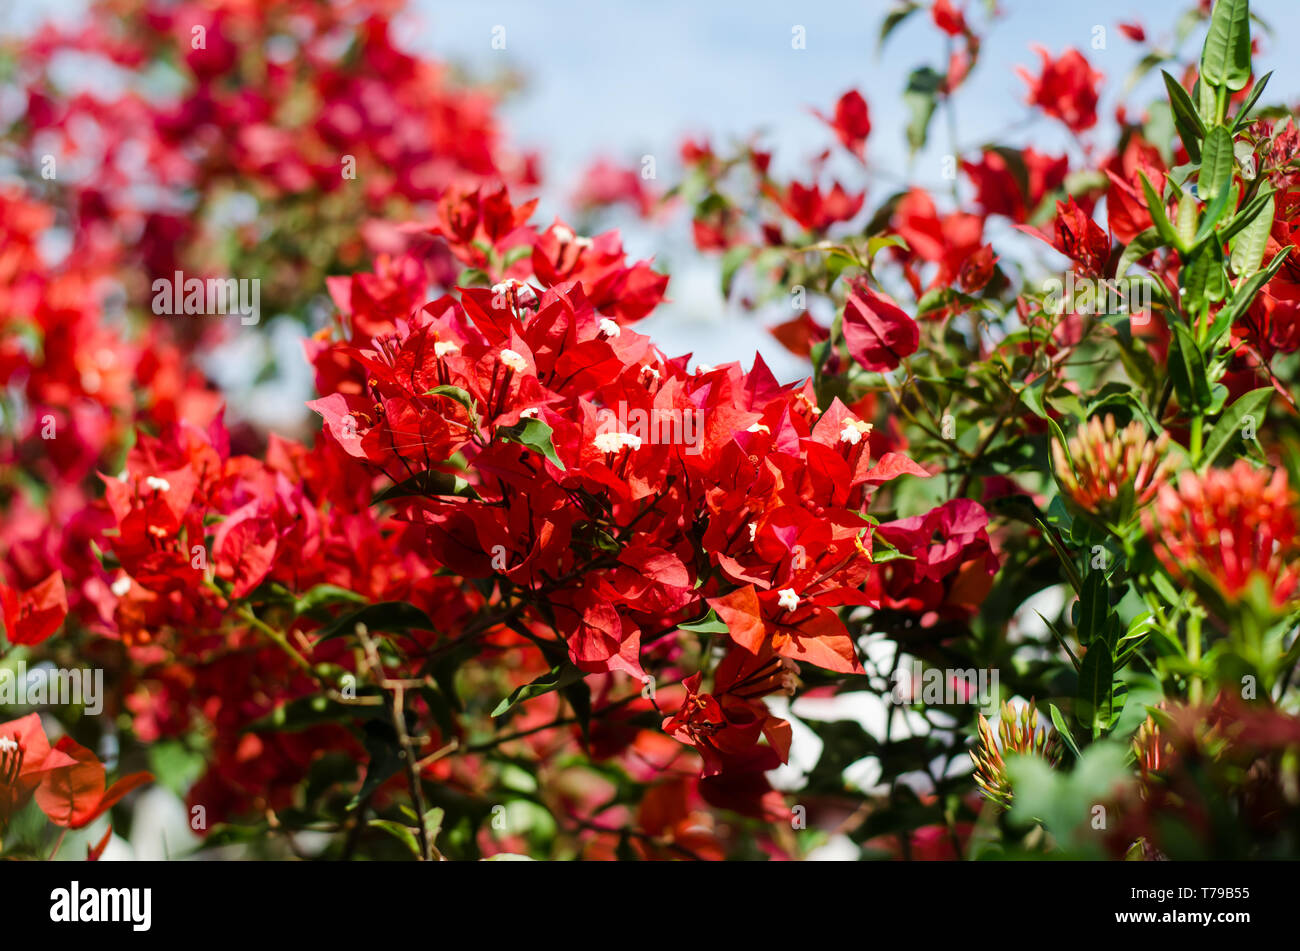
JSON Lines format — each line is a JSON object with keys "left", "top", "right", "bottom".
{"left": 1230, "top": 193, "right": 1274, "bottom": 277}
{"left": 498, "top": 418, "right": 565, "bottom": 470}
{"left": 492, "top": 663, "right": 585, "bottom": 717}
{"left": 1198, "top": 124, "right": 1235, "bottom": 201}
{"left": 1162, "top": 70, "right": 1205, "bottom": 162}
{"left": 1202, "top": 386, "right": 1271, "bottom": 467}
{"left": 1200, "top": 0, "right": 1252, "bottom": 92}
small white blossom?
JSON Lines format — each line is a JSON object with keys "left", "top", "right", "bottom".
{"left": 144, "top": 475, "right": 171, "bottom": 493}
{"left": 111, "top": 576, "right": 131, "bottom": 597}
{"left": 434, "top": 340, "right": 460, "bottom": 357}
{"left": 598, "top": 317, "right": 621, "bottom": 338}
{"left": 500, "top": 349, "right": 528, "bottom": 372}
{"left": 748, "top": 523, "right": 758, "bottom": 542}
{"left": 839, "top": 418, "right": 873, "bottom": 446}
{"left": 520, "top": 407, "right": 540, "bottom": 419}
{"left": 747, "top": 423, "right": 770, "bottom": 434}
{"left": 553, "top": 224, "right": 576, "bottom": 244}
{"left": 777, "top": 588, "right": 800, "bottom": 612}
{"left": 593, "top": 432, "right": 643, "bottom": 453}
{"left": 0, "top": 736, "right": 17, "bottom": 753}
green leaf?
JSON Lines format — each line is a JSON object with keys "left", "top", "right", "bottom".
{"left": 350, "top": 721, "right": 405, "bottom": 808}
{"left": 1180, "top": 244, "right": 1226, "bottom": 311}
{"left": 1198, "top": 124, "right": 1235, "bottom": 201}
{"left": 1116, "top": 228, "right": 1163, "bottom": 278}
{"left": 1138, "top": 170, "right": 1182, "bottom": 251}
{"left": 1168, "top": 322, "right": 1213, "bottom": 412}
{"left": 425, "top": 385, "right": 480, "bottom": 422}
{"left": 1218, "top": 186, "right": 1275, "bottom": 244}
{"left": 498, "top": 418, "right": 565, "bottom": 470}
{"left": 720, "top": 245, "right": 750, "bottom": 298}
{"left": 1230, "top": 193, "right": 1274, "bottom": 277}
{"left": 1075, "top": 569, "right": 1108, "bottom": 647}
{"left": 1161, "top": 70, "right": 1205, "bottom": 162}
{"left": 1175, "top": 193, "right": 1199, "bottom": 249}
{"left": 1231, "top": 70, "right": 1272, "bottom": 130}
{"left": 678, "top": 607, "right": 730, "bottom": 634}
{"left": 1076, "top": 639, "right": 1116, "bottom": 736}
{"left": 1191, "top": 180, "right": 1235, "bottom": 249}
{"left": 492, "top": 664, "right": 585, "bottom": 717}
{"left": 1201, "top": 387, "right": 1271, "bottom": 466}
{"left": 1217, "top": 245, "right": 1294, "bottom": 331}
{"left": 293, "top": 584, "right": 368, "bottom": 618}
{"left": 1049, "top": 703, "right": 1083, "bottom": 760}
{"left": 1200, "top": 0, "right": 1252, "bottom": 92}
{"left": 314, "top": 601, "right": 435, "bottom": 643}
{"left": 373, "top": 469, "right": 475, "bottom": 504}
{"left": 878, "top": 2, "right": 919, "bottom": 50}
{"left": 246, "top": 693, "right": 383, "bottom": 733}
{"left": 903, "top": 67, "right": 943, "bottom": 153}
{"left": 369, "top": 819, "right": 421, "bottom": 857}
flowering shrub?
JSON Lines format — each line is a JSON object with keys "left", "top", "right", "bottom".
{"left": 2, "top": 0, "right": 1300, "bottom": 861}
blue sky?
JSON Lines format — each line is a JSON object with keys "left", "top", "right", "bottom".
{"left": 403, "top": 0, "right": 1300, "bottom": 372}
{"left": 8, "top": 0, "right": 1300, "bottom": 382}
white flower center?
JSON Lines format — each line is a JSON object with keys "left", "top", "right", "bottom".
{"left": 144, "top": 476, "right": 171, "bottom": 493}
{"left": 839, "top": 419, "right": 873, "bottom": 445}
{"left": 500, "top": 349, "right": 528, "bottom": 372}
{"left": 777, "top": 588, "right": 800, "bottom": 612}
{"left": 593, "top": 431, "right": 643, "bottom": 453}
{"left": 598, "top": 318, "right": 621, "bottom": 338}
{"left": 111, "top": 576, "right": 131, "bottom": 597}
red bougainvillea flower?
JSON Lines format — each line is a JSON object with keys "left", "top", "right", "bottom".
{"left": 1021, "top": 197, "right": 1111, "bottom": 279}
{"left": 709, "top": 584, "right": 865, "bottom": 674}
{"left": 962, "top": 147, "right": 1069, "bottom": 223}
{"left": 34, "top": 734, "right": 152, "bottom": 829}
{"left": 1018, "top": 46, "right": 1103, "bottom": 133}
{"left": 1106, "top": 139, "right": 1167, "bottom": 246}
{"left": 891, "top": 188, "right": 984, "bottom": 291}
{"left": 1053, "top": 415, "right": 1172, "bottom": 515}
{"left": 866, "top": 499, "right": 1000, "bottom": 622}
{"left": 0, "top": 570, "right": 68, "bottom": 646}
{"left": 1119, "top": 21, "right": 1146, "bottom": 43}
{"left": 764, "top": 180, "right": 865, "bottom": 233}
{"left": 571, "top": 158, "right": 661, "bottom": 218}
{"left": 931, "top": 0, "right": 968, "bottom": 37}
{"left": 813, "top": 89, "right": 871, "bottom": 162}
{"left": 0, "top": 714, "right": 76, "bottom": 825}
{"left": 1144, "top": 461, "right": 1300, "bottom": 609}
{"left": 662, "top": 646, "right": 796, "bottom": 777}
{"left": 842, "top": 281, "right": 920, "bottom": 372}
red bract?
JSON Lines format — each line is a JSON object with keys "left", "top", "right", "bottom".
{"left": 1018, "top": 46, "right": 1103, "bottom": 133}
{"left": 34, "top": 736, "right": 152, "bottom": 829}
{"left": 962, "top": 148, "right": 1069, "bottom": 223}
{"left": 0, "top": 570, "right": 68, "bottom": 646}
{"left": 814, "top": 90, "right": 872, "bottom": 162}
{"left": 867, "top": 499, "right": 999, "bottom": 623}
{"left": 842, "top": 282, "right": 921, "bottom": 372}
{"left": 891, "top": 188, "right": 984, "bottom": 292}
{"left": 764, "top": 180, "right": 865, "bottom": 233}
